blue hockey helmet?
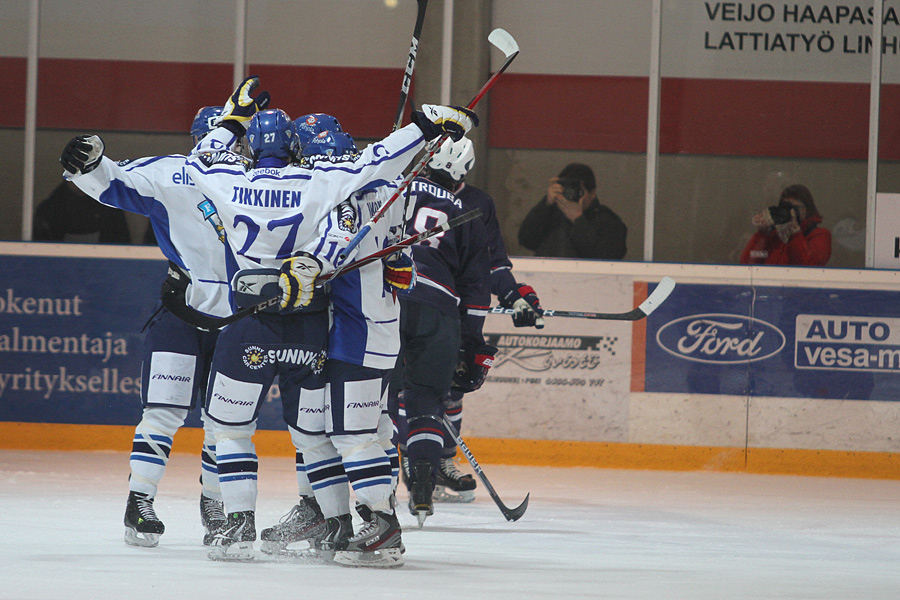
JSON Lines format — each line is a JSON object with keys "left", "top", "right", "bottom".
{"left": 294, "top": 113, "right": 343, "bottom": 148}
{"left": 190, "top": 106, "right": 224, "bottom": 144}
{"left": 246, "top": 109, "right": 298, "bottom": 161}
{"left": 301, "top": 130, "right": 358, "bottom": 158}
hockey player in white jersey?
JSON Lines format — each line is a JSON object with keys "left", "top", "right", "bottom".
{"left": 183, "top": 76, "right": 477, "bottom": 561}
{"left": 259, "top": 130, "right": 414, "bottom": 568}
{"left": 58, "top": 106, "right": 235, "bottom": 548}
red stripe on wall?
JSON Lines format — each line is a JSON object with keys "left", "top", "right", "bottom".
{"left": 1, "top": 57, "right": 405, "bottom": 138}
{"left": 6, "top": 56, "right": 899, "bottom": 159}
{"left": 489, "top": 73, "right": 900, "bottom": 160}
{"left": 1, "top": 57, "right": 26, "bottom": 127}
{"left": 488, "top": 73, "right": 649, "bottom": 153}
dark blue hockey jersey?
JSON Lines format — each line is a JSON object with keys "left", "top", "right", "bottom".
{"left": 455, "top": 182, "right": 518, "bottom": 298}
{"left": 403, "top": 176, "right": 491, "bottom": 348}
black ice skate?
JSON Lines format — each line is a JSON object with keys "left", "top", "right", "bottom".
{"left": 124, "top": 491, "right": 165, "bottom": 548}
{"left": 407, "top": 459, "right": 435, "bottom": 528}
{"left": 206, "top": 510, "right": 256, "bottom": 561}
{"left": 333, "top": 505, "right": 404, "bottom": 569}
{"left": 200, "top": 494, "right": 227, "bottom": 546}
{"left": 260, "top": 496, "right": 327, "bottom": 558}
{"left": 314, "top": 513, "right": 354, "bottom": 561}
{"left": 434, "top": 456, "right": 476, "bottom": 503}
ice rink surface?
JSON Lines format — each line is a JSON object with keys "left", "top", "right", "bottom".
{"left": 2, "top": 449, "right": 899, "bottom": 600}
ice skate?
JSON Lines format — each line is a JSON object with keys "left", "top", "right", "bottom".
{"left": 434, "top": 456, "right": 476, "bottom": 503}
{"left": 407, "top": 459, "right": 434, "bottom": 528}
{"left": 206, "top": 510, "right": 256, "bottom": 561}
{"left": 260, "top": 497, "right": 327, "bottom": 558}
{"left": 313, "top": 513, "right": 354, "bottom": 562}
{"left": 124, "top": 491, "right": 165, "bottom": 548}
{"left": 200, "top": 494, "right": 227, "bottom": 546}
{"left": 333, "top": 505, "right": 403, "bottom": 568}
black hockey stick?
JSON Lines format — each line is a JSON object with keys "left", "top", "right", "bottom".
{"left": 392, "top": 0, "right": 429, "bottom": 132}
{"left": 441, "top": 415, "right": 529, "bottom": 522}
{"left": 489, "top": 276, "right": 676, "bottom": 321}
{"left": 176, "top": 208, "right": 482, "bottom": 331}
{"left": 339, "top": 28, "right": 520, "bottom": 261}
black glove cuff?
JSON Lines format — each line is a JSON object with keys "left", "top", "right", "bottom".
{"left": 410, "top": 110, "right": 442, "bottom": 141}
{"left": 220, "top": 119, "right": 246, "bottom": 139}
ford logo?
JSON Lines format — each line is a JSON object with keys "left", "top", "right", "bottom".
{"left": 656, "top": 313, "right": 785, "bottom": 364}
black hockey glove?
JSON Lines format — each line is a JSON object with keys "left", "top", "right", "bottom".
{"left": 499, "top": 283, "right": 545, "bottom": 329}
{"left": 221, "top": 75, "right": 271, "bottom": 137}
{"left": 451, "top": 344, "right": 498, "bottom": 393}
{"left": 60, "top": 134, "right": 105, "bottom": 175}
{"left": 411, "top": 104, "right": 478, "bottom": 141}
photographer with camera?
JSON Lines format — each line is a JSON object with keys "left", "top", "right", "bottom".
{"left": 518, "top": 162, "right": 627, "bottom": 259}
{"left": 740, "top": 183, "right": 831, "bottom": 266}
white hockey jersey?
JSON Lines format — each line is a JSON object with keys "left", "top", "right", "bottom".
{"left": 185, "top": 125, "right": 425, "bottom": 281}
{"left": 69, "top": 155, "right": 233, "bottom": 318}
{"left": 316, "top": 180, "right": 412, "bottom": 370}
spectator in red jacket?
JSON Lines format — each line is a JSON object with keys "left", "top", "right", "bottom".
{"left": 740, "top": 184, "right": 831, "bottom": 266}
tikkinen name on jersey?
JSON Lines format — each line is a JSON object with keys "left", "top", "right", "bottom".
{"left": 230, "top": 186, "right": 303, "bottom": 208}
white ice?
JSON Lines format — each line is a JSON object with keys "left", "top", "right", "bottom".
{"left": 2, "top": 449, "right": 899, "bottom": 600}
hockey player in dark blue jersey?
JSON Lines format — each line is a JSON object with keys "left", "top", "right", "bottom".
{"left": 390, "top": 138, "right": 495, "bottom": 526}
{"left": 397, "top": 136, "right": 546, "bottom": 505}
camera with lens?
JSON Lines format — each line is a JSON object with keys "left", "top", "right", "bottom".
{"left": 556, "top": 177, "right": 583, "bottom": 203}
{"left": 767, "top": 201, "right": 797, "bottom": 226}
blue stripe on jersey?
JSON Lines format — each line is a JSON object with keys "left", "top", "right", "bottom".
{"left": 329, "top": 271, "right": 368, "bottom": 365}
{"left": 123, "top": 154, "right": 183, "bottom": 170}
{"left": 101, "top": 180, "right": 183, "bottom": 269}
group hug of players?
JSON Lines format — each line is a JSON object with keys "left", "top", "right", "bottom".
{"left": 59, "top": 76, "right": 544, "bottom": 568}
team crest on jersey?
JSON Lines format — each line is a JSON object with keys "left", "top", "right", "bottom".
{"left": 337, "top": 201, "right": 357, "bottom": 233}
{"left": 242, "top": 345, "right": 268, "bottom": 370}
{"left": 197, "top": 199, "right": 226, "bottom": 244}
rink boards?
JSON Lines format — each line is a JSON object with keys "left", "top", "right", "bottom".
{"left": 2, "top": 243, "right": 900, "bottom": 478}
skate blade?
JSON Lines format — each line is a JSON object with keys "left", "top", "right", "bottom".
{"left": 259, "top": 541, "right": 331, "bottom": 563}
{"left": 207, "top": 541, "right": 255, "bottom": 562}
{"left": 433, "top": 486, "right": 475, "bottom": 503}
{"left": 334, "top": 547, "right": 404, "bottom": 569}
{"left": 415, "top": 510, "right": 429, "bottom": 528}
{"left": 124, "top": 529, "right": 160, "bottom": 548}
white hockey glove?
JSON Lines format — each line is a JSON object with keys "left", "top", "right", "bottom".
{"left": 411, "top": 104, "right": 478, "bottom": 141}
{"left": 221, "top": 76, "right": 271, "bottom": 137}
{"left": 60, "top": 135, "right": 105, "bottom": 176}
{"left": 278, "top": 252, "right": 322, "bottom": 309}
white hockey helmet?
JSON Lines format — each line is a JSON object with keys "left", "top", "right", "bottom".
{"left": 428, "top": 136, "right": 475, "bottom": 182}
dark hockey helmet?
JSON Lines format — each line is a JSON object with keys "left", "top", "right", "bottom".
{"left": 246, "top": 109, "right": 299, "bottom": 161}
{"left": 294, "top": 113, "right": 343, "bottom": 148}
{"left": 190, "top": 106, "right": 225, "bottom": 144}
{"left": 301, "top": 130, "right": 358, "bottom": 158}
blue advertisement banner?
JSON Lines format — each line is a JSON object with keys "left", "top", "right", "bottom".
{"left": 0, "top": 254, "right": 286, "bottom": 428}
{"left": 644, "top": 283, "right": 900, "bottom": 401}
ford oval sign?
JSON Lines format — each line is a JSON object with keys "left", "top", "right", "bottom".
{"left": 656, "top": 313, "right": 785, "bottom": 364}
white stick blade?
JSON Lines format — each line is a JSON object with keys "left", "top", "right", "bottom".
{"left": 638, "top": 276, "right": 676, "bottom": 317}
{"left": 488, "top": 28, "right": 519, "bottom": 56}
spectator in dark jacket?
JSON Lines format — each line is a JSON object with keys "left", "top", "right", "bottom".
{"left": 33, "top": 181, "right": 131, "bottom": 244}
{"left": 518, "top": 163, "right": 627, "bottom": 259}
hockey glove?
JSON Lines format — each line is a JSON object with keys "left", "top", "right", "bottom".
{"left": 411, "top": 104, "right": 478, "bottom": 141}
{"left": 499, "top": 284, "right": 545, "bottom": 329}
{"left": 221, "top": 76, "right": 271, "bottom": 137}
{"left": 451, "top": 344, "right": 498, "bottom": 393}
{"left": 60, "top": 135, "right": 105, "bottom": 176}
{"left": 278, "top": 252, "right": 323, "bottom": 309}
{"left": 383, "top": 252, "right": 416, "bottom": 294}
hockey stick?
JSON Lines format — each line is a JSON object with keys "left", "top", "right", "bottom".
{"left": 392, "top": 0, "right": 429, "bottom": 132}
{"left": 338, "top": 28, "right": 520, "bottom": 261}
{"left": 178, "top": 208, "right": 483, "bottom": 331}
{"left": 441, "top": 415, "right": 529, "bottom": 522}
{"left": 488, "top": 276, "right": 676, "bottom": 321}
